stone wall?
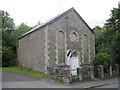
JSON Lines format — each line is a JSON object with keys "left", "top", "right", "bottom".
{"left": 47, "top": 8, "right": 95, "bottom": 70}
{"left": 46, "top": 64, "right": 119, "bottom": 83}
{"left": 18, "top": 27, "right": 46, "bottom": 73}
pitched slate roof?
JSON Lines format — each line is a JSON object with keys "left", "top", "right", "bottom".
{"left": 18, "top": 7, "right": 93, "bottom": 39}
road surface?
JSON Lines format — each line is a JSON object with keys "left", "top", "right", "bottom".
{"left": 97, "top": 83, "right": 119, "bottom": 88}
{"left": 2, "top": 72, "right": 68, "bottom": 88}
{"left": 1, "top": 72, "right": 119, "bottom": 89}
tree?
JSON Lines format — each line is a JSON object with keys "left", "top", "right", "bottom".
{"left": 15, "top": 23, "right": 31, "bottom": 47}
{"left": 104, "top": 7, "right": 120, "bottom": 65}
{"left": 93, "top": 6, "right": 120, "bottom": 66}
{"left": 16, "top": 23, "right": 31, "bottom": 37}
{"left": 1, "top": 11, "right": 16, "bottom": 66}
{"left": 93, "top": 26, "right": 112, "bottom": 70}
{"left": 93, "top": 26, "right": 105, "bottom": 53}
{"left": 2, "top": 46, "right": 16, "bottom": 66}
{"left": 1, "top": 11, "right": 31, "bottom": 67}
{"left": 93, "top": 52, "right": 112, "bottom": 71}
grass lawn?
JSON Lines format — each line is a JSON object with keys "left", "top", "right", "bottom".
{"left": 1, "top": 66, "right": 48, "bottom": 79}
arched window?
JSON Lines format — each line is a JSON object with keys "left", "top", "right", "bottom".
{"left": 57, "top": 31, "right": 66, "bottom": 64}
{"left": 82, "top": 34, "right": 89, "bottom": 64}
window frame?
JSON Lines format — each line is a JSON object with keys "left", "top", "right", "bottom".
{"left": 56, "top": 30, "right": 67, "bottom": 66}
{"left": 82, "top": 33, "right": 90, "bottom": 64}
{"left": 70, "top": 31, "right": 79, "bottom": 42}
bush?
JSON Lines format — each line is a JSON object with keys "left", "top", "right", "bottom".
{"left": 93, "top": 52, "right": 112, "bottom": 72}
{"left": 2, "top": 46, "right": 16, "bottom": 67}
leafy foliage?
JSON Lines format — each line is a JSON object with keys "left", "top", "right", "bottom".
{"left": 93, "top": 26, "right": 105, "bottom": 53}
{"left": 1, "top": 11, "right": 31, "bottom": 67}
{"left": 93, "top": 53, "right": 112, "bottom": 70}
{"left": 93, "top": 53, "right": 111, "bottom": 65}
{"left": 16, "top": 23, "right": 31, "bottom": 37}
{"left": 104, "top": 8, "right": 120, "bottom": 65}
{"left": 1, "top": 11, "right": 16, "bottom": 67}
{"left": 93, "top": 7, "right": 120, "bottom": 67}
{"left": 2, "top": 46, "right": 16, "bottom": 66}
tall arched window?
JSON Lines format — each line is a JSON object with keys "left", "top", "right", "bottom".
{"left": 57, "top": 31, "right": 66, "bottom": 64}
{"left": 82, "top": 34, "right": 89, "bottom": 64}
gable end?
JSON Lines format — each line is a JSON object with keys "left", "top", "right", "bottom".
{"left": 18, "top": 7, "right": 94, "bottom": 40}
{"left": 72, "top": 9, "right": 94, "bottom": 34}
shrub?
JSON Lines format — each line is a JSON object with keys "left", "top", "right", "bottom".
{"left": 2, "top": 46, "right": 16, "bottom": 67}
{"left": 93, "top": 52, "right": 112, "bottom": 72}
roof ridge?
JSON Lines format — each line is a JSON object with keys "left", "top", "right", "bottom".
{"left": 18, "top": 7, "right": 74, "bottom": 39}
{"left": 18, "top": 7, "right": 93, "bottom": 39}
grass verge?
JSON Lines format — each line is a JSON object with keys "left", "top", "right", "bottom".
{"left": 1, "top": 66, "right": 65, "bottom": 84}
{"left": 2, "top": 66, "right": 48, "bottom": 79}
{"left": 0, "top": 67, "right": 2, "bottom": 71}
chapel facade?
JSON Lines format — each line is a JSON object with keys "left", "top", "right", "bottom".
{"left": 18, "top": 7, "right": 95, "bottom": 75}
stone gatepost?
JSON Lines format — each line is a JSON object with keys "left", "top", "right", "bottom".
{"left": 109, "top": 65, "right": 112, "bottom": 77}
{"left": 47, "top": 67, "right": 52, "bottom": 75}
{"left": 115, "top": 63, "right": 119, "bottom": 76}
{"left": 54, "top": 68, "right": 58, "bottom": 77}
{"left": 62, "top": 68, "right": 70, "bottom": 83}
{"left": 89, "top": 66, "right": 94, "bottom": 80}
{"left": 68, "top": 73, "right": 72, "bottom": 83}
{"left": 77, "top": 67, "right": 83, "bottom": 81}
{"left": 98, "top": 65, "right": 104, "bottom": 79}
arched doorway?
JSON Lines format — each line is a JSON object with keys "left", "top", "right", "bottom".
{"left": 69, "top": 51, "right": 80, "bottom": 75}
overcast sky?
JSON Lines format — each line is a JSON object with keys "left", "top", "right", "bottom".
{"left": 0, "top": 0, "right": 119, "bottom": 28}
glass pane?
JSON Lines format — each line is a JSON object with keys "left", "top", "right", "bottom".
{"left": 71, "top": 32, "right": 78, "bottom": 41}
{"left": 83, "top": 34, "right": 89, "bottom": 64}
{"left": 58, "top": 48, "right": 65, "bottom": 63}
{"left": 57, "top": 31, "right": 65, "bottom": 64}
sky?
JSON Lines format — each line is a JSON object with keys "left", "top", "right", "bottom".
{"left": 0, "top": 0, "right": 119, "bottom": 28}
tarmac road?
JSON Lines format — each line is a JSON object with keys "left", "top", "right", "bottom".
{"left": 2, "top": 72, "right": 68, "bottom": 88}
{"left": 97, "top": 83, "right": 119, "bottom": 88}
{"left": 1, "top": 72, "right": 119, "bottom": 89}
{"left": 2, "top": 72, "right": 39, "bottom": 82}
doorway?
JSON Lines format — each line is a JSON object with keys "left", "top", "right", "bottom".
{"left": 69, "top": 51, "right": 80, "bottom": 75}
